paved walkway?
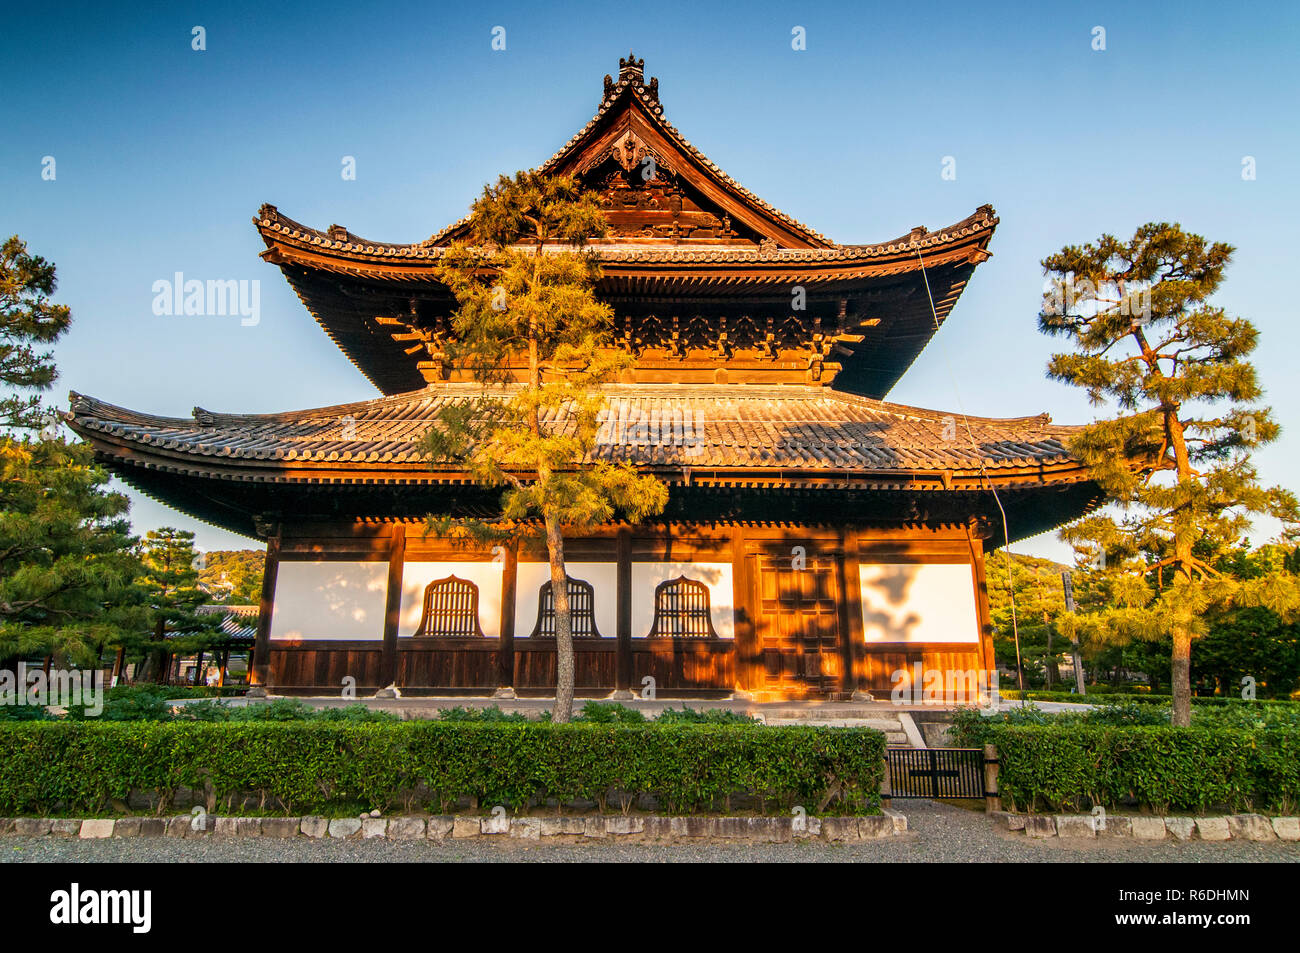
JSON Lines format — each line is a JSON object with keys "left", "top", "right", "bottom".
{"left": 6, "top": 801, "right": 1297, "bottom": 863}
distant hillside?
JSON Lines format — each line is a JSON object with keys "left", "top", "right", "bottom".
{"left": 198, "top": 550, "right": 265, "bottom": 604}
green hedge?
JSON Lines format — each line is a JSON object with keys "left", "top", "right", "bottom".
{"left": 1001, "top": 690, "right": 1299, "bottom": 707}
{"left": 973, "top": 725, "right": 1300, "bottom": 814}
{"left": 0, "top": 722, "right": 884, "bottom": 817}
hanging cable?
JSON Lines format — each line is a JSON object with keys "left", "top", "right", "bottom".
{"left": 914, "top": 247, "right": 1026, "bottom": 701}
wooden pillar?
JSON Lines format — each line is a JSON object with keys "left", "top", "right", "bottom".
{"left": 379, "top": 523, "right": 406, "bottom": 691}
{"left": 838, "top": 527, "right": 865, "bottom": 699}
{"left": 496, "top": 539, "right": 518, "bottom": 694}
{"left": 880, "top": 754, "right": 892, "bottom": 812}
{"left": 965, "top": 520, "right": 996, "bottom": 694}
{"left": 983, "top": 744, "right": 1001, "bottom": 813}
{"left": 250, "top": 529, "right": 280, "bottom": 694}
{"left": 730, "top": 523, "right": 759, "bottom": 695}
{"left": 615, "top": 527, "right": 632, "bottom": 696}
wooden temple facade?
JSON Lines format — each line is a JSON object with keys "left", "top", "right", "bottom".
{"left": 68, "top": 56, "right": 1100, "bottom": 700}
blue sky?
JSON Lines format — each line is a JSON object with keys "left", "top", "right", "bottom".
{"left": 3, "top": 0, "right": 1298, "bottom": 558}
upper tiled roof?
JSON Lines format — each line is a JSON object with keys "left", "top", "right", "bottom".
{"left": 68, "top": 384, "right": 1081, "bottom": 480}
{"left": 259, "top": 203, "right": 996, "bottom": 268}
{"left": 251, "top": 56, "right": 998, "bottom": 400}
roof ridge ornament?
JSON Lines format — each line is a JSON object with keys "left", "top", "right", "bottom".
{"left": 604, "top": 53, "right": 658, "bottom": 104}
{"left": 619, "top": 52, "right": 644, "bottom": 83}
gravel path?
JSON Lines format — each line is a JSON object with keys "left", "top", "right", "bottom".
{"left": 5, "top": 801, "right": 1298, "bottom": 863}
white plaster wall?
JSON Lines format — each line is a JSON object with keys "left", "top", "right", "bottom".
{"left": 859, "top": 562, "right": 979, "bottom": 644}
{"left": 399, "top": 561, "right": 504, "bottom": 638}
{"left": 269, "top": 561, "right": 389, "bottom": 641}
{"left": 515, "top": 562, "right": 617, "bottom": 639}
{"left": 632, "top": 562, "right": 734, "bottom": 639}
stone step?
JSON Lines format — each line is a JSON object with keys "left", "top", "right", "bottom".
{"left": 764, "top": 716, "right": 910, "bottom": 746}
{"left": 764, "top": 717, "right": 902, "bottom": 730}
{"left": 757, "top": 708, "right": 889, "bottom": 720}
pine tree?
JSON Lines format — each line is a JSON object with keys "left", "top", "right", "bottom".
{"left": 1193, "top": 542, "right": 1300, "bottom": 698}
{"left": 1039, "top": 222, "right": 1300, "bottom": 725}
{"left": 0, "top": 236, "right": 143, "bottom": 668}
{"left": 1, "top": 235, "right": 71, "bottom": 432}
{"left": 135, "top": 528, "right": 220, "bottom": 683}
{"left": 422, "top": 171, "right": 668, "bottom": 722}
{"left": 0, "top": 439, "right": 141, "bottom": 665}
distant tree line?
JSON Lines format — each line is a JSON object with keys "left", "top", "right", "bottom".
{"left": 987, "top": 546, "right": 1300, "bottom": 698}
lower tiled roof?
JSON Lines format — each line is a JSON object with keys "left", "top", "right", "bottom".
{"left": 68, "top": 384, "right": 1081, "bottom": 478}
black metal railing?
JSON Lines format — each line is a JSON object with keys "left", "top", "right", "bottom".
{"left": 886, "top": 747, "right": 986, "bottom": 799}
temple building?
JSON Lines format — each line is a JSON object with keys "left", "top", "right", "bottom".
{"left": 68, "top": 56, "right": 1100, "bottom": 700}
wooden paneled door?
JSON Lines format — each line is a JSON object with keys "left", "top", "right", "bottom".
{"left": 754, "top": 551, "right": 843, "bottom": 695}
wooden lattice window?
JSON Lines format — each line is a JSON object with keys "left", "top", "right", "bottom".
{"left": 413, "top": 575, "right": 484, "bottom": 638}
{"left": 529, "top": 577, "right": 603, "bottom": 639}
{"left": 648, "top": 575, "right": 718, "bottom": 638}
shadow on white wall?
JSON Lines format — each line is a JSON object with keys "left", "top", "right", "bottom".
{"left": 271, "top": 562, "right": 389, "bottom": 641}
{"left": 859, "top": 563, "right": 977, "bottom": 644}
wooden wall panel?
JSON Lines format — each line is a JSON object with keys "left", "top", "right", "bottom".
{"left": 631, "top": 640, "right": 734, "bottom": 692}
{"left": 514, "top": 642, "right": 617, "bottom": 690}
{"left": 854, "top": 648, "right": 986, "bottom": 701}
{"left": 267, "top": 644, "right": 383, "bottom": 692}
{"left": 398, "top": 640, "right": 497, "bottom": 689}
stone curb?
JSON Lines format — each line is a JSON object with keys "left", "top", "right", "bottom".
{"left": 990, "top": 811, "right": 1300, "bottom": 842}
{"left": 0, "top": 812, "right": 908, "bottom": 844}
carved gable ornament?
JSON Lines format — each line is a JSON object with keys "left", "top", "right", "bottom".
{"left": 611, "top": 129, "right": 650, "bottom": 173}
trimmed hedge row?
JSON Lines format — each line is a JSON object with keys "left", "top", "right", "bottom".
{"left": 975, "top": 725, "right": 1300, "bottom": 814}
{"left": 1001, "top": 690, "right": 1299, "bottom": 707}
{"left": 0, "top": 722, "right": 885, "bottom": 817}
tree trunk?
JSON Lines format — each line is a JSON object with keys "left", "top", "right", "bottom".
{"left": 1071, "top": 641, "right": 1085, "bottom": 695}
{"left": 110, "top": 646, "right": 126, "bottom": 686}
{"left": 546, "top": 515, "right": 574, "bottom": 723}
{"left": 1171, "top": 626, "right": 1192, "bottom": 727}
{"left": 1036, "top": 570, "right": 1058, "bottom": 688}
{"left": 1045, "top": 629, "right": 1059, "bottom": 688}
{"left": 152, "top": 617, "right": 168, "bottom": 684}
